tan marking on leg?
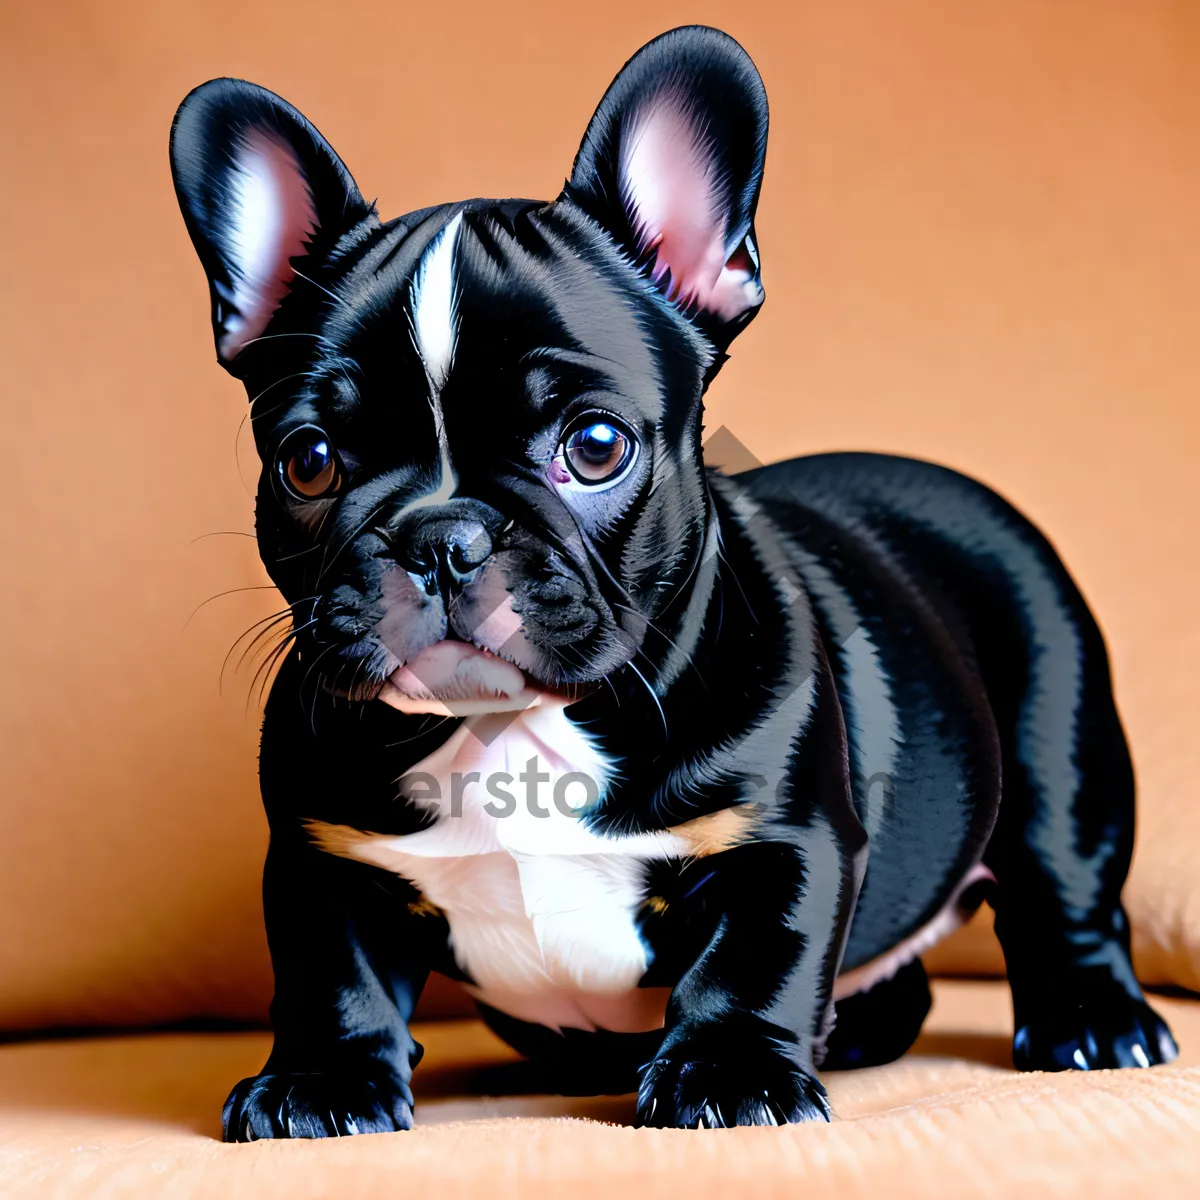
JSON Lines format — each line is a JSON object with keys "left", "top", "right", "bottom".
{"left": 304, "top": 820, "right": 444, "bottom": 917}
{"left": 666, "top": 804, "right": 765, "bottom": 858}
{"left": 303, "top": 818, "right": 375, "bottom": 859}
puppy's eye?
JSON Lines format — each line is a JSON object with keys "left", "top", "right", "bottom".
{"left": 277, "top": 426, "right": 342, "bottom": 500}
{"left": 559, "top": 418, "right": 636, "bottom": 487}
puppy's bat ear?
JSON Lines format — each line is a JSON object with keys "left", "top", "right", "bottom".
{"left": 169, "top": 80, "right": 372, "bottom": 370}
{"left": 563, "top": 26, "right": 768, "bottom": 350}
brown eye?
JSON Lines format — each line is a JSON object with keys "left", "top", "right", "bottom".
{"left": 278, "top": 427, "right": 341, "bottom": 500}
{"left": 560, "top": 419, "right": 636, "bottom": 486}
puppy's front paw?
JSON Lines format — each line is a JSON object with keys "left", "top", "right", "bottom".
{"left": 1013, "top": 989, "right": 1178, "bottom": 1073}
{"left": 222, "top": 1069, "right": 414, "bottom": 1141}
{"left": 637, "top": 1027, "right": 830, "bottom": 1128}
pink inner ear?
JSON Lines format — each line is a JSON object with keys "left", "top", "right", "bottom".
{"left": 219, "top": 130, "right": 318, "bottom": 360}
{"left": 619, "top": 97, "right": 761, "bottom": 322}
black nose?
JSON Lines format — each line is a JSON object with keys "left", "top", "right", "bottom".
{"left": 391, "top": 505, "right": 497, "bottom": 589}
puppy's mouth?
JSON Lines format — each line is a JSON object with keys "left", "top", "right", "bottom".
{"left": 378, "top": 639, "right": 569, "bottom": 716}
{"left": 372, "top": 571, "right": 601, "bottom": 716}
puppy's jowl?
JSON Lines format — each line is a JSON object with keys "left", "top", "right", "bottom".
{"left": 171, "top": 27, "right": 1177, "bottom": 1137}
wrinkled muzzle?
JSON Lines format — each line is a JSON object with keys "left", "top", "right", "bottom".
{"left": 356, "top": 497, "right": 628, "bottom": 715}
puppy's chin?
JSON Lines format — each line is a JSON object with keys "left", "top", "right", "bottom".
{"left": 377, "top": 640, "right": 553, "bottom": 717}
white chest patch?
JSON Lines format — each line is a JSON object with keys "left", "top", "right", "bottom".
{"left": 308, "top": 701, "right": 687, "bottom": 1032}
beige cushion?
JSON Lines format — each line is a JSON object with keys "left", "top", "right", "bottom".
{"left": 1, "top": 981, "right": 1198, "bottom": 1198}
{"left": 1, "top": 0, "right": 1198, "bottom": 1033}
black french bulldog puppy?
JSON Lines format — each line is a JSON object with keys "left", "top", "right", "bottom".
{"left": 170, "top": 27, "right": 1177, "bottom": 1138}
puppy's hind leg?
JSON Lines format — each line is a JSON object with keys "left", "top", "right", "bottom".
{"left": 979, "top": 535, "right": 1177, "bottom": 1072}
{"left": 821, "top": 958, "right": 932, "bottom": 1071}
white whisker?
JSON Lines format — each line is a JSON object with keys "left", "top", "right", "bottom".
{"left": 627, "top": 660, "right": 668, "bottom": 740}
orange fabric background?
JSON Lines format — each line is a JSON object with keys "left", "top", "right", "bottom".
{"left": 1, "top": 0, "right": 1198, "bottom": 1032}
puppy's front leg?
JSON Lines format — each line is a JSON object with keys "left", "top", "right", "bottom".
{"left": 640, "top": 828, "right": 863, "bottom": 1128}
{"left": 639, "top": 666, "right": 865, "bottom": 1129}
{"left": 222, "top": 836, "right": 428, "bottom": 1141}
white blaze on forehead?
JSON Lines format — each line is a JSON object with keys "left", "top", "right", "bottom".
{"left": 410, "top": 211, "right": 463, "bottom": 391}
{"left": 406, "top": 211, "right": 463, "bottom": 506}
{"left": 221, "top": 131, "right": 317, "bottom": 360}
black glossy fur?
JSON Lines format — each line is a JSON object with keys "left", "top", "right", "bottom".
{"left": 170, "top": 27, "right": 1177, "bottom": 1138}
